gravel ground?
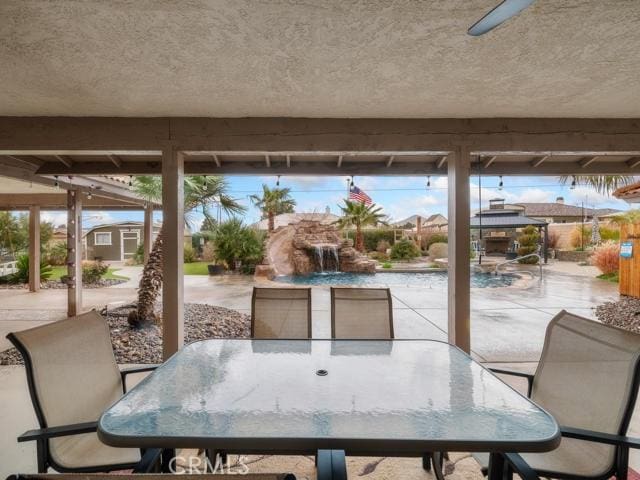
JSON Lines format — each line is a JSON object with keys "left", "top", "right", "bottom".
{"left": 595, "top": 296, "right": 640, "bottom": 333}
{"left": 0, "top": 303, "right": 250, "bottom": 365}
{"left": 0, "top": 278, "right": 126, "bottom": 290}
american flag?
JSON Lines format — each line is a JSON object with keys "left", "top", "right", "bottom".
{"left": 349, "top": 185, "right": 373, "bottom": 205}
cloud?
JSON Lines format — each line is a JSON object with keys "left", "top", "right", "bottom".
{"left": 384, "top": 194, "right": 445, "bottom": 222}
{"left": 41, "top": 211, "right": 67, "bottom": 227}
{"left": 259, "top": 176, "right": 330, "bottom": 189}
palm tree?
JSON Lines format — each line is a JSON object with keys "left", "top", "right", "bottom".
{"left": 128, "top": 175, "right": 245, "bottom": 328}
{"left": 249, "top": 184, "right": 296, "bottom": 232}
{"left": 559, "top": 175, "right": 636, "bottom": 195}
{"left": 334, "top": 200, "right": 387, "bottom": 252}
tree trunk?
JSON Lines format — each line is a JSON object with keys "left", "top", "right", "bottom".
{"left": 268, "top": 210, "right": 275, "bottom": 232}
{"left": 128, "top": 227, "right": 163, "bottom": 328}
{"left": 355, "top": 225, "right": 364, "bottom": 252}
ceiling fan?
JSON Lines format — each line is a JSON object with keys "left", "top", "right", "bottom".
{"left": 468, "top": 0, "right": 535, "bottom": 36}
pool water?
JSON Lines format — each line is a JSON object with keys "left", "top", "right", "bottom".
{"left": 275, "top": 271, "right": 516, "bottom": 288}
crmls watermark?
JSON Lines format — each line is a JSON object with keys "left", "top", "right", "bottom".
{"left": 169, "top": 454, "right": 249, "bottom": 475}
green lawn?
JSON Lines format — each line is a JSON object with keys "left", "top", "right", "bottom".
{"left": 596, "top": 272, "right": 619, "bottom": 283}
{"left": 184, "top": 261, "right": 210, "bottom": 275}
{"left": 48, "top": 266, "right": 129, "bottom": 281}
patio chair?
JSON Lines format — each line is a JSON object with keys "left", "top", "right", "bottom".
{"left": 251, "top": 287, "right": 312, "bottom": 339}
{"left": 330, "top": 287, "right": 394, "bottom": 339}
{"left": 7, "top": 475, "right": 296, "bottom": 480}
{"left": 435, "top": 310, "right": 640, "bottom": 480}
{"left": 7, "top": 311, "right": 164, "bottom": 473}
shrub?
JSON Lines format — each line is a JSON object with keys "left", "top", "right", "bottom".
{"left": 390, "top": 238, "right": 420, "bottom": 260}
{"left": 44, "top": 241, "right": 67, "bottom": 266}
{"left": 428, "top": 242, "right": 448, "bottom": 260}
{"left": 570, "top": 225, "right": 620, "bottom": 249}
{"left": 81, "top": 260, "right": 109, "bottom": 284}
{"left": 131, "top": 243, "right": 144, "bottom": 265}
{"left": 183, "top": 244, "right": 197, "bottom": 263}
{"left": 591, "top": 241, "right": 620, "bottom": 275}
{"left": 545, "top": 230, "right": 561, "bottom": 250}
{"left": 382, "top": 262, "right": 392, "bottom": 269}
{"left": 517, "top": 225, "right": 540, "bottom": 264}
{"left": 8, "top": 254, "right": 52, "bottom": 284}
{"left": 376, "top": 240, "right": 390, "bottom": 253}
{"left": 202, "top": 242, "right": 217, "bottom": 263}
{"left": 369, "top": 251, "right": 390, "bottom": 262}
{"left": 213, "top": 218, "right": 265, "bottom": 270}
{"left": 362, "top": 229, "right": 395, "bottom": 252}
{"left": 421, "top": 232, "right": 448, "bottom": 251}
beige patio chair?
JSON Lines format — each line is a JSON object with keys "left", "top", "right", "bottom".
{"left": 330, "top": 287, "right": 394, "bottom": 339}
{"left": 7, "top": 311, "right": 163, "bottom": 473}
{"left": 435, "top": 310, "right": 640, "bottom": 480}
{"left": 251, "top": 287, "right": 312, "bottom": 339}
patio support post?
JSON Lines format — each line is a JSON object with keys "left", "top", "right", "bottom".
{"left": 447, "top": 147, "right": 471, "bottom": 353}
{"left": 67, "top": 190, "right": 82, "bottom": 316}
{"left": 162, "top": 148, "right": 185, "bottom": 360}
{"left": 543, "top": 225, "right": 548, "bottom": 264}
{"left": 28, "top": 205, "right": 40, "bottom": 292}
{"left": 143, "top": 203, "right": 153, "bottom": 263}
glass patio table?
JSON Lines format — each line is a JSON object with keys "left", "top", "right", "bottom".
{"left": 98, "top": 339, "right": 560, "bottom": 479}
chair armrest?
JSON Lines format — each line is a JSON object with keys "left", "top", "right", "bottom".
{"left": 18, "top": 421, "right": 98, "bottom": 442}
{"left": 503, "top": 452, "right": 541, "bottom": 480}
{"left": 120, "top": 365, "right": 158, "bottom": 391}
{"left": 561, "top": 426, "right": 640, "bottom": 449}
{"left": 489, "top": 368, "right": 534, "bottom": 396}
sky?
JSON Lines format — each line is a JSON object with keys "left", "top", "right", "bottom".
{"left": 37, "top": 175, "right": 635, "bottom": 230}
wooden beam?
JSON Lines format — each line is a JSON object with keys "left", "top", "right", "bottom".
{"left": 55, "top": 155, "right": 73, "bottom": 168}
{"left": 386, "top": 155, "right": 395, "bottom": 168}
{"left": 579, "top": 156, "right": 598, "bottom": 168}
{"left": 143, "top": 204, "right": 153, "bottom": 263}
{"left": 212, "top": 154, "right": 221, "bottom": 167}
{"left": 447, "top": 147, "right": 471, "bottom": 354}
{"left": 7, "top": 155, "right": 43, "bottom": 169}
{"left": 265, "top": 155, "right": 271, "bottom": 167}
{"left": 108, "top": 154, "right": 122, "bottom": 168}
{"left": 336, "top": 155, "right": 343, "bottom": 168}
{"left": 0, "top": 193, "right": 146, "bottom": 210}
{"left": 530, "top": 155, "right": 549, "bottom": 168}
{"left": 627, "top": 157, "right": 640, "bottom": 169}
{"left": 28, "top": 206, "right": 40, "bottom": 293}
{"left": 482, "top": 156, "right": 497, "bottom": 168}
{"left": 436, "top": 156, "right": 447, "bottom": 169}
{"left": 67, "top": 190, "right": 82, "bottom": 317}
{"left": 162, "top": 149, "right": 184, "bottom": 360}
{"left": 286, "top": 155, "right": 291, "bottom": 168}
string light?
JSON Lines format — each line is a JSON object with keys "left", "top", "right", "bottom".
{"left": 87, "top": 184, "right": 94, "bottom": 200}
{"left": 276, "top": 175, "right": 281, "bottom": 187}
{"left": 426, "top": 176, "right": 431, "bottom": 188}
{"left": 128, "top": 175, "right": 133, "bottom": 187}
{"left": 570, "top": 176, "right": 577, "bottom": 190}
{"left": 498, "top": 175, "right": 504, "bottom": 190}
{"left": 349, "top": 177, "right": 355, "bottom": 188}
{"left": 54, "top": 175, "right": 59, "bottom": 189}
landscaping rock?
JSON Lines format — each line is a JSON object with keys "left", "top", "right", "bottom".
{"left": 595, "top": 296, "right": 640, "bottom": 333}
{"left": 0, "top": 302, "right": 250, "bottom": 365}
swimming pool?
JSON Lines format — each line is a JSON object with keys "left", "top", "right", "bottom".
{"left": 274, "top": 271, "right": 517, "bottom": 288}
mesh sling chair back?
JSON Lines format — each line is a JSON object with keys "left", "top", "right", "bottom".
{"left": 330, "top": 287, "right": 394, "bottom": 339}
{"left": 251, "top": 287, "right": 312, "bottom": 339}
{"left": 7, "top": 311, "right": 160, "bottom": 473}
{"left": 472, "top": 310, "right": 640, "bottom": 480}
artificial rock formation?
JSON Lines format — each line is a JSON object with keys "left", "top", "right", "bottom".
{"left": 262, "top": 220, "right": 375, "bottom": 276}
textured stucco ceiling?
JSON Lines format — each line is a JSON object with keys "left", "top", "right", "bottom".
{"left": 1, "top": 1, "right": 639, "bottom": 118}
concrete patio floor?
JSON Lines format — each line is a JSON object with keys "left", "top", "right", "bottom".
{"left": 0, "top": 265, "right": 627, "bottom": 478}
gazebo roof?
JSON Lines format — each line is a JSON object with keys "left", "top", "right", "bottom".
{"left": 470, "top": 213, "right": 547, "bottom": 229}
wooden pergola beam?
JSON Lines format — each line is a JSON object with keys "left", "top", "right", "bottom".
{"left": 530, "top": 155, "right": 549, "bottom": 168}
{"left": 265, "top": 155, "right": 271, "bottom": 167}
{"left": 436, "top": 156, "right": 447, "bottom": 169}
{"left": 286, "top": 155, "right": 291, "bottom": 168}
{"left": 482, "top": 156, "right": 497, "bottom": 168}
{"left": 336, "top": 155, "right": 343, "bottom": 168}
{"left": 386, "top": 155, "right": 395, "bottom": 167}
{"left": 55, "top": 155, "right": 73, "bottom": 168}
{"left": 0, "top": 193, "right": 145, "bottom": 210}
{"left": 627, "top": 157, "right": 640, "bottom": 169}
{"left": 579, "top": 156, "right": 598, "bottom": 168}
{"left": 108, "top": 154, "right": 122, "bottom": 168}
{"left": 212, "top": 154, "right": 221, "bottom": 167}
{"left": 28, "top": 206, "right": 40, "bottom": 293}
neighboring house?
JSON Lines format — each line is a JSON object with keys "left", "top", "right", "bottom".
{"left": 83, "top": 221, "right": 192, "bottom": 262}
{"left": 253, "top": 211, "right": 340, "bottom": 231}
{"left": 392, "top": 213, "right": 448, "bottom": 229}
{"left": 613, "top": 181, "right": 640, "bottom": 204}
{"left": 478, "top": 197, "right": 620, "bottom": 223}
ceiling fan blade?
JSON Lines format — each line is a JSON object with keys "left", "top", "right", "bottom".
{"left": 468, "top": 0, "right": 535, "bottom": 36}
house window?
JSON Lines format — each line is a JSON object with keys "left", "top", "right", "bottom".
{"left": 94, "top": 232, "right": 112, "bottom": 246}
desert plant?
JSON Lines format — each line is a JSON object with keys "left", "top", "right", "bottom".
{"left": 517, "top": 225, "right": 540, "bottom": 264}
{"left": 131, "top": 243, "right": 145, "bottom": 265}
{"left": 183, "top": 244, "right": 197, "bottom": 263}
{"left": 82, "top": 260, "right": 109, "bottom": 284}
{"left": 421, "top": 232, "right": 448, "bottom": 251}
{"left": 609, "top": 209, "right": 640, "bottom": 226}
{"left": 390, "top": 238, "right": 420, "bottom": 260}
{"left": 428, "top": 242, "right": 448, "bottom": 260}
{"left": 369, "top": 251, "right": 390, "bottom": 262}
{"left": 381, "top": 262, "right": 392, "bottom": 269}
{"left": 212, "top": 219, "right": 265, "bottom": 270}
{"left": 9, "top": 254, "right": 52, "bottom": 284}
{"left": 569, "top": 225, "right": 619, "bottom": 249}
{"left": 376, "top": 240, "right": 391, "bottom": 253}
{"left": 591, "top": 241, "right": 620, "bottom": 275}
{"left": 44, "top": 241, "right": 68, "bottom": 266}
